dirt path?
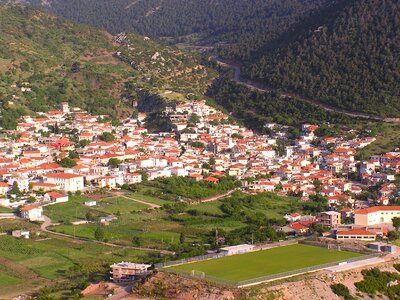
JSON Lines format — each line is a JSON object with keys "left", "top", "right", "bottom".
{"left": 213, "top": 57, "right": 400, "bottom": 123}
{"left": 195, "top": 189, "right": 237, "bottom": 204}
{"left": 116, "top": 195, "right": 161, "bottom": 209}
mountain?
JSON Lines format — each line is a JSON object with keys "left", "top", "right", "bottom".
{"left": 1, "top": 0, "right": 328, "bottom": 50}
{"left": 0, "top": 4, "right": 216, "bottom": 129}
{"left": 244, "top": 0, "right": 400, "bottom": 117}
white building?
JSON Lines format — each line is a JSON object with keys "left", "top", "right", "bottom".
{"left": 84, "top": 200, "right": 97, "bottom": 207}
{"left": 45, "top": 173, "right": 84, "bottom": 192}
{"left": 20, "top": 205, "right": 43, "bottom": 221}
{"left": 355, "top": 206, "right": 400, "bottom": 226}
{"left": 220, "top": 244, "right": 255, "bottom": 256}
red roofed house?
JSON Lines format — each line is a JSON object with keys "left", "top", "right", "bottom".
{"left": 0, "top": 182, "right": 10, "bottom": 195}
{"left": 355, "top": 206, "right": 400, "bottom": 226}
{"left": 30, "top": 182, "right": 58, "bottom": 192}
{"left": 289, "top": 223, "right": 309, "bottom": 235}
{"left": 45, "top": 173, "right": 84, "bottom": 192}
{"left": 20, "top": 205, "right": 43, "bottom": 221}
{"left": 336, "top": 228, "right": 376, "bottom": 241}
{"left": 44, "top": 192, "right": 69, "bottom": 203}
{"left": 204, "top": 176, "right": 219, "bottom": 184}
{"left": 284, "top": 213, "right": 301, "bottom": 223}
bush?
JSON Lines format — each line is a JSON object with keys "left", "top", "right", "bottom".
{"left": 330, "top": 283, "right": 354, "bottom": 300}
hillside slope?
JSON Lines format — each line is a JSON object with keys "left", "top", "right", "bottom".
{"left": 0, "top": 4, "right": 216, "bottom": 129}
{"left": 1, "top": 0, "right": 328, "bottom": 50}
{"left": 244, "top": 0, "right": 400, "bottom": 117}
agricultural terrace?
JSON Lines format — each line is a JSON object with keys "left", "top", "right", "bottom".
{"left": 45, "top": 191, "right": 306, "bottom": 249}
{"left": 0, "top": 225, "right": 149, "bottom": 299}
{"left": 170, "top": 244, "right": 363, "bottom": 282}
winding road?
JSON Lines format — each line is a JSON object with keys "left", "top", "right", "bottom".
{"left": 213, "top": 57, "right": 400, "bottom": 123}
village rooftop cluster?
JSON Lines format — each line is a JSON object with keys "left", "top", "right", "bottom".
{"left": 1, "top": 101, "right": 400, "bottom": 241}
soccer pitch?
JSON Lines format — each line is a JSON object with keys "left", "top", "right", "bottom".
{"left": 170, "top": 244, "right": 363, "bottom": 282}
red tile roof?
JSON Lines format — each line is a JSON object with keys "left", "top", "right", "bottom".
{"left": 355, "top": 206, "right": 400, "bottom": 214}
{"left": 337, "top": 229, "right": 376, "bottom": 236}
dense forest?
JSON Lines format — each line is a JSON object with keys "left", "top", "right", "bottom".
{"left": 206, "top": 77, "right": 353, "bottom": 131}
{"left": 244, "top": 0, "right": 400, "bottom": 117}
{"left": 3, "top": 0, "right": 327, "bottom": 49}
{"left": 3, "top": 0, "right": 399, "bottom": 118}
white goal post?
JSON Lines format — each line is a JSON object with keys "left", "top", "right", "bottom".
{"left": 191, "top": 270, "right": 205, "bottom": 279}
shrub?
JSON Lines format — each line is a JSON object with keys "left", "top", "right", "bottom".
{"left": 330, "top": 283, "right": 354, "bottom": 300}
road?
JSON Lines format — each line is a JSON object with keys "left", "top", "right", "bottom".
{"left": 213, "top": 57, "right": 400, "bottom": 123}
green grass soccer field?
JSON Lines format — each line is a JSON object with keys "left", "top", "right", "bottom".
{"left": 170, "top": 244, "right": 363, "bottom": 282}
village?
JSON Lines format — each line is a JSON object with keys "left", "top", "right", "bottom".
{"left": 2, "top": 99, "right": 400, "bottom": 299}
{"left": 1, "top": 100, "right": 400, "bottom": 243}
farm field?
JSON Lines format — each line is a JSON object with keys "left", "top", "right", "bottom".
{"left": 0, "top": 233, "right": 149, "bottom": 298}
{"left": 171, "top": 244, "right": 363, "bottom": 282}
{"left": 46, "top": 191, "right": 305, "bottom": 248}
{"left": 44, "top": 194, "right": 153, "bottom": 223}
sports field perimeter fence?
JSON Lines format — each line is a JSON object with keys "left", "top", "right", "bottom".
{"left": 160, "top": 253, "right": 377, "bottom": 288}
{"left": 155, "top": 239, "right": 300, "bottom": 269}
{"left": 299, "top": 239, "right": 377, "bottom": 255}
{"left": 154, "top": 252, "right": 228, "bottom": 269}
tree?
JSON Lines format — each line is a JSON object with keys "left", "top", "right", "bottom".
{"left": 59, "top": 157, "right": 77, "bottom": 168}
{"left": 94, "top": 227, "right": 105, "bottom": 241}
{"left": 191, "top": 141, "right": 205, "bottom": 148}
{"left": 27, "top": 196, "right": 36, "bottom": 203}
{"left": 179, "top": 232, "right": 186, "bottom": 244}
{"left": 78, "top": 139, "right": 90, "bottom": 148}
{"left": 85, "top": 211, "right": 96, "bottom": 221}
{"left": 68, "top": 151, "right": 80, "bottom": 159}
{"left": 108, "top": 158, "right": 121, "bottom": 168}
{"left": 100, "top": 132, "right": 115, "bottom": 142}
{"left": 392, "top": 217, "right": 400, "bottom": 231}
{"left": 10, "top": 181, "right": 21, "bottom": 196}
{"left": 132, "top": 236, "right": 141, "bottom": 246}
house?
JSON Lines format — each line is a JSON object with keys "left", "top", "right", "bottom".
{"left": 45, "top": 192, "right": 69, "bottom": 203}
{"left": 100, "top": 215, "right": 118, "bottom": 224}
{"left": 110, "top": 262, "right": 151, "bottom": 282}
{"left": 354, "top": 206, "right": 400, "bottom": 226}
{"left": 45, "top": 173, "right": 84, "bottom": 192}
{"left": 289, "top": 222, "right": 309, "bottom": 235}
{"left": 220, "top": 244, "right": 255, "bottom": 256}
{"left": 84, "top": 200, "right": 97, "bottom": 207}
{"left": 12, "top": 230, "right": 30, "bottom": 239}
{"left": 20, "top": 205, "right": 43, "bottom": 221}
{"left": 336, "top": 228, "right": 376, "bottom": 241}
{"left": 125, "top": 173, "right": 142, "bottom": 184}
{"left": 284, "top": 213, "right": 301, "bottom": 223}
{"left": 0, "top": 182, "right": 10, "bottom": 195}
{"left": 30, "top": 182, "right": 58, "bottom": 192}
{"left": 317, "top": 211, "right": 341, "bottom": 228}
{"left": 93, "top": 176, "right": 117, "bottom": 189}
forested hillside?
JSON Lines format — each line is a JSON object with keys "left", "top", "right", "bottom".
{"left": 244, "top": 0, "right": 400, "bottom": 117}
{"left": 0, "top": 4, "right": 216, "bottom": 129}
{"left": 2, "top": 0, "right": 327, "bottom": 52}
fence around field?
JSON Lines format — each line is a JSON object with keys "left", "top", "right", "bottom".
{"left": 299, "top": 239, "right": 376, "bottom": 255}
{"left": 160, "top": 254, "right": 377, "bottom": 288}
{"left": 154, "top": 252, "right": 228, "bottom": 268}
{"left": 155, "top": 239, "right": 301, "bottom": 269}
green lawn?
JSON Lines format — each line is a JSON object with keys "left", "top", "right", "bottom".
{"left": 171, "top": 244, "right": 363, "bottom": 282}
{"left": 0, "top": 272, "right": 21, "bottom": 285}
{"left": 95, "top": 197, "right": 149, "bottom": 214}
{"left": 127, "top": 191, "right": 170, "bottom": 206}
{"left": 0, "top": 206, "right": 12, "bottom": 213}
